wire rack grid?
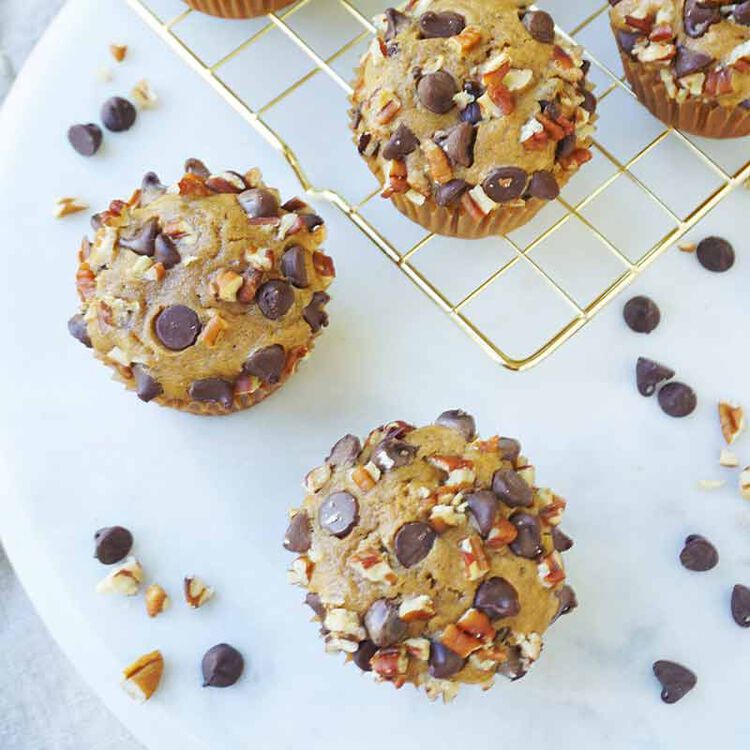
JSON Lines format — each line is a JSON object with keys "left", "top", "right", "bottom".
{"left": 125, "top": 0, "right": 750, "bottom": 370}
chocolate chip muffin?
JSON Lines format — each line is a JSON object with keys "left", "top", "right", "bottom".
{"left": 283, "top": 410, "right": 576, "bottom": 701}
{"left": 610, "top": 1, "right": 750, "bottom": 137}
{"left": 350, "top": 0, "right": 596, "bottom": 238}
{"left": 68, "top": 159, "right": 334, "bottom": 415}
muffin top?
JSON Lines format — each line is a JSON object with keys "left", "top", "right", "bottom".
{"left": 283, "top": 411, "right": 576, "bottom": 701}
{"left": 68, "top": 160, "right": 335, "bottom": 411}
{"left": 611, "top": 0, "right": 750, "bottom": 106}
{"left": 351, "top": 0, "right": 596, "bottom": 216}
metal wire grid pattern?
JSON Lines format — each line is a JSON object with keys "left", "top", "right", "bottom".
{"left": 126, "top": 0, "right": 750, "bottom": 370}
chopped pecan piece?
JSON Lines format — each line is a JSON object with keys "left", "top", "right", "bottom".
{"left": 459, "top": 534, "right": 489, "bottom": 581}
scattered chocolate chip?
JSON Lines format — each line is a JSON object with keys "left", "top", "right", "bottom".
{"left": 256, "top": 280, "right": 294, "bottom": 320}
{"left": 459, "top": 101, "right": 482, "bottom": 125}
{"left": 132, "top": 364, "right": 163, "bottom": 402}
{"left": 509, "top": 512, "right": 543, "bottom": 559}
{"left": 300, "top": 213, "right": 324, "bottom": 232}
{"left": 140, "top": 172, "right": 166, "bottom": 206}
{"left": 384, "top": 7, "right": 409, "bottom": 40}
{"left": 436, "top": 121, "right": 475, "bottom": 167}
{"left": 735, "top": 1, "right": 750, "bottom": 25}
{"left": 696, "top": 236, "right": 734, "bottom": 272}
{"left": 435, "top": 409, "right": 476, "bottom": 441}
{"left": 283, "top": 512, "right": 312, "bottom": 553}
{"left": 154, "top": 233, "right": 181, "bottom": 269}
{"left": 552, "top": 585, "right": 578, "bottom": 621}
{"left": 305, "top": 592, "right": 325, "bottom": 619}
{"left": 382, "top": 123, "right": 419, "bottom": 161}
{"left": 474, "top": 577, "right": 521, "bottom": 619}
{"left": 353, "top": 640, "right": 378, "bottom": 671}
{"left": 463, "top": 79, "right": 484, "bottom": 98}
{"left": 492, "top": 469, "right": 533, "bottom": 508}
{"left": 119, "top": 217, "right": 159, "bottom": 257}
{"left": 742, "top": 98, "right": 750, "bottom": 110}
{"left": 498, "top": 437, "right": 521, "bottom": 463}
{"left": 683, "top": 0, "right": 721, "bottom": 38}
{"left": 674, "top": 44, "right": 714, "bottom": 78}
{"left": 94, "top": 526, "right": 133, "bottom": 564}
{"left": 497, "top": 645, "right": 526, "bottom": 680}
{"left": 154, "top": 305, "right": 201, "bottom": 351}
{"left": 552, "top": 527, "right": 574, "bottom": 552}
{"left": 184, "top": 157, "right": 210, "bottom": 177}
{"left": 429, "top": 641, "right": 465, "bottom": 678}
{"left": 523, "top": 10, "right": 555, "bottom": 43}
{"left": 281, "top": 245, "right": 310, "bottom": 288}
{"left": 394, "top": 522, "right": 436, "bottom": 567}
{"left": 434, "top": 179, "right": 469, "bottom": 206}
{"left": 67, "top": 313, "right": 92, "bottom": 348}
{"left": 679, "top": 534, "right": 718, "bottom": 572}
{"left": 483, "top": 167, "right": 528, "bottom": 203}
{"left": 364, "top": 599, "right": 407, "bottom": 647}
{"left": 189, "top": 378, "right": 234, "bottom": 408}
{"left": 67, "top": 123, "right": 102, "bottom": 156}
{"left": 243, "top": 344, "right": 286, "bottom": 384}
{"left": 238, "top": 188, "right": 280, "bottom": 219}
{"left": 623, "top": 295, "right": 661, "bottom": 333}
{"left": 466, "top": 490, "right": 499, "bottom": 537}
{"left": 318, "top": 491, "right": 358, "bottom": 538}
{"left": 652, "top": 660, "right": 696, "bottom": 704}
{"left": 326, "top": 434, "right": 362, "bottom": 466}
{"left": 372, "top": 438, "right": 417, "bottom": 472}
{"left": 417, "top": 71, "right": 457, "bottom": 114}
{"left": 418, "top": 10, "right": 465, "bottom": 38}
{"left": 202, "top": 643, "right": 244, "bottom": 688}
{"left": 658, "top": 382, "right": 697, "bottom": 418}
{"left": 90, "top": 213, "right": 104, "bottom": 231}
{"left": 615, "top": 29, "right": 643, "bottom": 54}
{"left": 636, "top": 356, "right": 674, "bottom": 397}
{"left": 731, "top": 584, "right": 750, "bottom": 627}
{"left": 302, "top": 291, "right": 330, "bottom": 332}
{"left": 528, "top": 171, "right": 559, "bottom": 200}
{"left": 100, "top": 96, "right": 137, "bottom": 132}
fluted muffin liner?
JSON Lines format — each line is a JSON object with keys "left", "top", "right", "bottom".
{"left": 184, "top": 0, "right": 294, "bottom": 19}
{"left": 619, "top": 53, "right": 750, "bottom": 139}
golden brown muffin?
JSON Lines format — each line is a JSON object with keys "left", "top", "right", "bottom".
{"left": 283, "top": 410, "right": 577, "bottom": 701}
{"left": 350, "top": 0, "right": 597, "bottom": 238}
{"left": 610, "top": 0, "right": 750, "bottom": 137}
{"left": 184, "top": 0, "right": 295, "bottom": 19}
{"left": 67, "top": 159, "right": 335, "bottom": 415}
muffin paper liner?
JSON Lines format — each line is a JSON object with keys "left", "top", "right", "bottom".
{"left": 620, "top": 53, "right": 750, "bottom": 139}
{"left": 389, "top": 191, "right": 551, "bottom": 239}
{"left": 184, "top": 0, "right": 294, "bottom": 19}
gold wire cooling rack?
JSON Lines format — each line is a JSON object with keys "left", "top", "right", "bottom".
{"left": 125, "top": 0, "right": 750, "bottom": 370}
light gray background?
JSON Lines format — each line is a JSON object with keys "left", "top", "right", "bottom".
{"left": 0, "top": 2, "right": 139, "bottom": 748}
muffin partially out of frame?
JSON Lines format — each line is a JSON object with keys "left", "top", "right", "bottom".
{"left": 610, "top": 0, "right": 750, "bottom": 138}
{"left": 283, "top": 410, "right": 577, "bottom": 701}
{"left": 184, "top": 0, "right": 295, "bottom": 19}
{"left": 68, "top": 159, "right": 334, "bottom": 415}
{"left": 350, "top": 0, "right": 597, "bottom": 238}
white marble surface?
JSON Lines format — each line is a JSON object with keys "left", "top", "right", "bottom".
{"left": 1, "top": 1, "right": 750, "bottom": 749}
{"left": 0, "top": 1, "right": 140, "bottom": 748}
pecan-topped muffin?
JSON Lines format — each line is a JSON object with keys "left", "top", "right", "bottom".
{"left": 610, "top": 0, "right": 750, "bottom": 137}
{"left": 67, "top": 159, "right": 335, "bottom": 415}
{"left": 350, "top": 0, "right": 596, "bottom": 238}
{"left": 283, "top": 410, "right": 577, "bottom": 701}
